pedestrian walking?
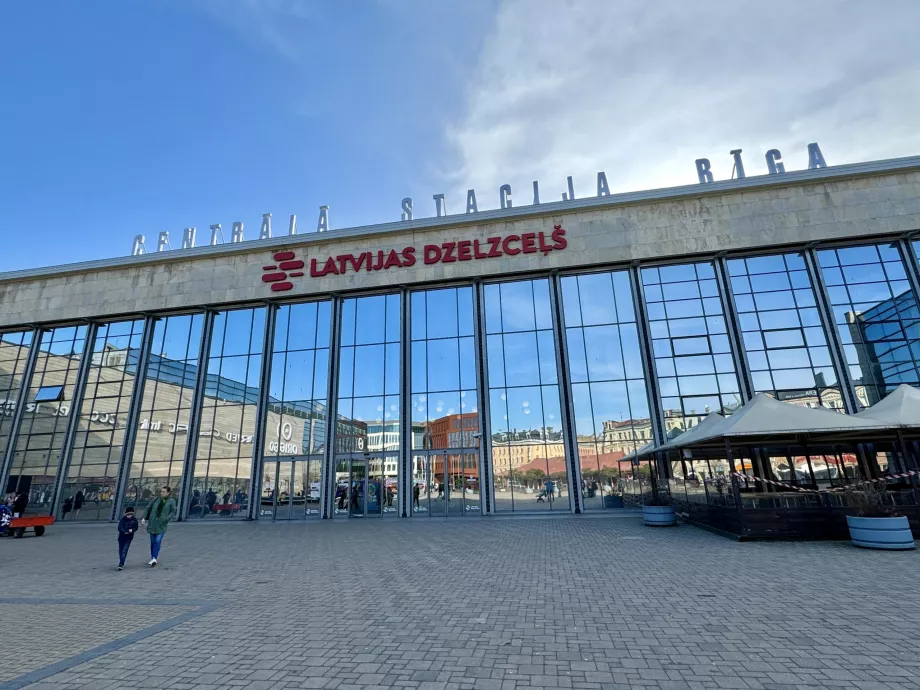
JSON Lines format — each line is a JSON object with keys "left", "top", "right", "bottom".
{"left": 74, "top": 490, "right": 84, "bottom": 519}
{"left": 141, "top": 486, "right": 176, "bottom": 567}
{"left": 116, "top": 506, "right": 139, "bottom": 570}
{"left": 412, "top": 482, "right": 420, "bottom": 510}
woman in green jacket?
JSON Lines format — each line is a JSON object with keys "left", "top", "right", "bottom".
{"left": 141, "top": 486, "right": 177, "bottom": 567}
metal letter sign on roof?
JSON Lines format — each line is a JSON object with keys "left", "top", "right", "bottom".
{"left": 433, "top": 194, "right": 446, "bottom": 217}
{"left": 259, "top": 213, "right": 272, "bottom": 240}
{"left": 596, "top": 172, "right": 610, "bottom": 197}
{"left": 466, "top": 189, "right": 478, "bottom": 214}
{"left": 765, "top": 149, "right": 785, "bottom": 174}
{"left": 123, "top": 142, "right": 835, "bottom": 255}
{"left": 696, "top": 158, "right": 714, "bottom": 183}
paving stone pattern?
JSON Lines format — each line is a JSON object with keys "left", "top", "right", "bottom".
{"left": 4, "top": 516, "right": 920, "bottom": 689}
{"left": 0, "top": 603, "right": 193, "bottom": 682}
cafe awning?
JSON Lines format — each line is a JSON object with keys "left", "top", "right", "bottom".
{"left": 856, "top": 384, "right": 920, "bottom": 428}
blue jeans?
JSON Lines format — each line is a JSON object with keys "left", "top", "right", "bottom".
{"left": 149, "top": 532, "right": 165, "bottom": 560}
{"left": 118, "top": 537, "right": 132, "bottom": 567}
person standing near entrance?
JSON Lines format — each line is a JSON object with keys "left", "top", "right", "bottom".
{"left": 141, "top": 486, "right": 176, "bottom": 567}
{"left": 12, "top": 491, "right": 28, "bottom": 518}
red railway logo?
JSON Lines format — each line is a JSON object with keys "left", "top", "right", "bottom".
{"left": 261, "top": 250, "right": 305, "bottom": 292}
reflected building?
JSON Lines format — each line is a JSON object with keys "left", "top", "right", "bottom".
{"left": 2, "top": 156, "right": 920, "bottom": 522}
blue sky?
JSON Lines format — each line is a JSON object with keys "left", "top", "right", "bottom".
{"left": 0, "top": 0, "right": 495, "bottom": 271}
{"left": 2, "top": 0, "right": 919, "bottom": 273}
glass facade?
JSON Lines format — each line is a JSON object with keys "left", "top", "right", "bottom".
{"left": 410, "top": 287, "right": 479, "bottom": 516}
{"left": 124, "top": 313, "right": 204, "bottom": 513}
{"left": 60, "top": 320, "right": 145, "bottom": 520}
{"left": 0, "top": 331, "right": 33, "bottom": 468}
{"left": 6, "top": 326, "right": 88, "bottom": 512}
{"left": 641, "top": 262, "right": 742, "bottom": 437}
{"left": 817, "top": 243, "right": 920, "bottom": 407}
{"left": 333, "top": 294, "right": 401, "bottom": 518}
{"left": 1, "top": 235, "right": 919, "bottom": 522}
{"left": 190, "top": 307, "right": 266, "bottom": 518}
{"left": 727, "top": 253, "right": 842, "bottom": 409}
{"left": 484, "top": 279, "right": 566, "bottom": 512}
{"left": 561, "top": 271, "right": 653, "bottom": 510}
{"left": 262, "top": 301, "right": 331, "bottom": 519}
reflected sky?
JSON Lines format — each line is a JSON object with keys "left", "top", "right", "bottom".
{"left": 727, "top": 253, "right": 841, "bottom": 409}
{"left": 818, "top": 243, "right": 920, "bottom": 406}
{"left": 642, "top": 262, "right": 742, "bottom": 432}
{"left": 412, "top": 287, "right": 478, "bottom": 450}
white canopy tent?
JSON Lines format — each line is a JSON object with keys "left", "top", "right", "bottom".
{"left": 650, "top": 393, "right": 890, "bottom": 451}
{"left": 856, "top": 384, "right": 920, "bottom": 428}
{"left": 635, "top": 412, "right": 725, "bottom": 457}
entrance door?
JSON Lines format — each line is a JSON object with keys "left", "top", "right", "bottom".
{"left": 412, "top": 450, "right": 480, "bottom": 516}
{"left": 261, "top": 457, "right": 322, "bottom": 520}
{"left": 333, "top": 453, "right": 398, "bottom": 518}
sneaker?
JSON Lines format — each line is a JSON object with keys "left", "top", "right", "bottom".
{"left": 117, "top": 565, "right": 123, "bottom": 571}
{"left": 150, "top": 558, "right": 157, "bottom": 567}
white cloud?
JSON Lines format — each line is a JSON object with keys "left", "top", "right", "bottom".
{"left": 446, "top": 0, "right": 920, "bottom": 208}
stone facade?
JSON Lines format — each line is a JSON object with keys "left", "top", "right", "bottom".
{"left": 2, "top": 160, "right": 920, "bottom": 329}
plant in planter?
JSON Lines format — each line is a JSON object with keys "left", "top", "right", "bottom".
{"left": 842, "top": 479, "right": 915, "bottom": 550}
{"left": 641, "top": 491, "right": 676, "bottom": 527}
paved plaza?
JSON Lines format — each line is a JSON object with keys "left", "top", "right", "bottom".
{"left": 2, "top": 515, "right": 920, "bottom": 690}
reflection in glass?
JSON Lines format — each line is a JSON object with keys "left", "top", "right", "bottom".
{"left": 336, "top": 294, "right": 401, "bottom": 455}
{"left": 641, "top": 262, "right": 742, "bottom": 439}
{"left": 124, "top": 314, "right": 203, "bottom": 515}
{"left": 61, "top": 320, "right": 145, "bottom": 520}
{"left": 191, "top": 307, "right": 266, "bottom": 518}
{"left": 484, "top": 279, "right": 567, "bottom": 512}
{"left": 727, "top": 253, "right": 843, "bottom": 410}
{"left": 0, "top": 331, "right": 33, "bottom": 467}
{"left": 7, "top": 326, "right": 89, "bottom": 514}
{"left": 410, "top": 287, "right": 479, "bottom": 516}
{"left": 266, "top": 458, "right": 322, "bottom": 520}
{"left": 561, "top": 271, "right": 654, "bottom": 510}
{"left": 817, "top": 244, "right": 920, "bottom": 406}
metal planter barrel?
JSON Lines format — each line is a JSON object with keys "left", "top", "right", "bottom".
{"left": 642, "top": 505, "right": 676, "bottom": 527}
{"left": 846, "top": 515, "right": 916, "bottom": 550}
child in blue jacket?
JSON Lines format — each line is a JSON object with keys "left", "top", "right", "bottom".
{"left": 117, "top": 506, "right": 139, "bottom": 570}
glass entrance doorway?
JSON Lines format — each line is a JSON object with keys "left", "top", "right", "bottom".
{"left": 411, "top": 451, "right": 480, "bottom": 516}
{"left": 333, "top": 453, "right": 399, "bottom": 517}
{"left": 260, "top": 457, "right": 322, "bottom": 520}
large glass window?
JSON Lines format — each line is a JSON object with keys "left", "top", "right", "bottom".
{"left": 60, "top": 320, "right": 145, "bottom": 520}
{"left": 191, "top": 307, "right": 266, "bottom": 518}
{"left": 260, "top": 302, "right": 331, "bottom": 519}
{"left": 561, "top": 271, "right": 653, "bottom": 510}
{"left": 7, "top": 326, "right": 89, "bottom": 513}
{"left": 124, "top": 313, "right": 204, "bottom": 513}
{"left": 266, "top": 302, "right": 331, "bottom": 458}
{"left": 817, "top": 243, "right": 920, "bottom": 407}
{"left": 0, "top": 331, "right": 33, "bottom": 467}
{"left": 484, "top": 279, "right": 566, "bottom": 512}
{"left": 336, "top": 294, "right": 401, "bottom": 453}
{"left": 410, "top": 287, "right": 479, "bottom": 515}
{"left": 727, "top": 253, "right": 843, "bottom": 410}
{"left": 641, "top": 262, "right": 742, "bottom": 438}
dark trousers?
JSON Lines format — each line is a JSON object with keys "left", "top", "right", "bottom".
{"left": 118, "top": 536, "right": 133, "bottom": 566}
